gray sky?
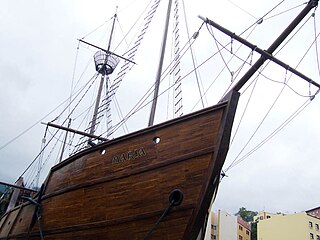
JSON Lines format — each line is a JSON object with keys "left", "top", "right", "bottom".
{"left": 0, "top": 0, "right": 320, "bottom": 216}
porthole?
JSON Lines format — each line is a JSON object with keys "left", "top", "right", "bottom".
{"left": 100, "top": 149, "right": 106, "bottom": 155}
{"left": 153, "top": 137, "right": 161, "bottom": 144}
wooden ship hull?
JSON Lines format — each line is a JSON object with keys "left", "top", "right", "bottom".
{"left": 0, "top": 91, "right": 239, "bottom": 239}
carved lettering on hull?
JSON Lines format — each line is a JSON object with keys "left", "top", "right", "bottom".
{"left": 112, "top": 148, "right": 146, "bottom": 164}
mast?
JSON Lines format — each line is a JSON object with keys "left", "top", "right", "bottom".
{"left": 200, "top": 0, "right": 319, "bottom": 97}
{"left": 59, "top": 118, "right": 71, "bottom": 163}
{"left": 90, "top": 12, "right": 119, "bottom": 136}
{"left": 148, "top": 0, "right": 173, "bottom": 127}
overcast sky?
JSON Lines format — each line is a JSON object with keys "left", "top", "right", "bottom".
{"left": 0, "top": 0, "right": 320, "bottom": 216}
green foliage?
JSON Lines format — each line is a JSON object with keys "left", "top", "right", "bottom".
{"left": 235, "top": 207, "right": 258, "bottom": 222}
{"left": 251, "top": 221, "right": 257, "bottom": 240}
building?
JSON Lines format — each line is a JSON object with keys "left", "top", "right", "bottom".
{"left": 205, "top": 210, "right": 251, "bottom": 240}
{"left": 307, "top": 207, "right": 320, "bottom": 220}
{"left": 256, "top": 209, "right": 320, "bottom": 240}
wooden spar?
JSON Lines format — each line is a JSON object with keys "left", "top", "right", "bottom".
{"left": 78, "top": 39, "right": 136, "bottom": 64}
{"left": 0, "top": 181, "right": 37, "bottom": 193}
{"left": 89, "top": 74, "right": 105, "bottom": 136}
{"left": 148, "top": 0, "right": 173, "bottom": 127}
{"left": 200, "top": 0, "right": 319, "bottom": 94}
{"left": 45, "top": 122, "right": 108, "bottom": 142}
{"left": 59, "top": 118, "right": 72, "bottom": 163}
{"left": 198, "top": 23, "right": 320, "bottom": 90}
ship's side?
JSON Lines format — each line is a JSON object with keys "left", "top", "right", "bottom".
{"left": 0, "top": 91, "right": 239, "bottom": 240}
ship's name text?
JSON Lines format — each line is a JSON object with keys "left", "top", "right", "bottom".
{"left": 112, "top": 147, "right": 146, "bottom": 164}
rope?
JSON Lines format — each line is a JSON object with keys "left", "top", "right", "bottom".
{"left": 182, "top": 0, "right": 206, "bottom": 108}
{"left": 225, "top": 96, "right": 316, "bottom": 172}
{"left": 313, "top": 11, "right": 320, "bottom": 78}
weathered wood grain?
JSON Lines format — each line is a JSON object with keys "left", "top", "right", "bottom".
{"left": 0, "top": 92, "right": 239, "bottom": 240}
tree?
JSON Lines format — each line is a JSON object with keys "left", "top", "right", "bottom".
{"left": 235, "top": 207, "right": 258, "bottom": 222}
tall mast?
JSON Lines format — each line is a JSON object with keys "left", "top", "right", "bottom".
{"left": 90, "top": 11, "right": 119, "bottom": 136}
{"left": 148, "top": 0, "right": 173, "bottom": 127}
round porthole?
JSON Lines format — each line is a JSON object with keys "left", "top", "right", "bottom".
{"left": 100, "top": 149, "right": 106, "bottom": 155}
{"left": 153, "top": 137, "right": 161, "bottom": 144}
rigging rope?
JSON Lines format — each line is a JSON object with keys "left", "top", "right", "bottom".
{"left": 207, "top": 2, "right": 320, "bottom": 175}
{"left": 19, "top": 73, "right": 99, "bottom": 184}
{"left": 75, "top": 0, "right": 162, "bottom": 145}
{"left": 102, "top": 27, "right": 203, "bottom": 137}
{"left": 313, "top": 11, "right": 320, "bottom": 78}
{"left": 182, "top": 0, "right": 206, "bottom": 108}
{"left": 225, "top": 95, "right": 317, "bottom": 172}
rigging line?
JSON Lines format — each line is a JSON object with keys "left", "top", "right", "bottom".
{"left": 264, "top": 3, "right": 308, "bottom": 21}
{"left": 118, "top": 0, "right": 158, "bottom": 56}
{"left": 227, "top": 0, "right": 258, "bottom": 20}
{"left": 110, "top": 40, "right": 204, "bottom": 135}
{"left": 107, "top": 40, "right": 214, "bottom": 137}
{"left": 294, "top": 26, "right": 320, "bottom": 72}
{"left": 226, "top": 73, "right": 261, "bottom": 171}
{"left": 274, "top": 13, "right": 312, "bottom": 56}
{"left": 33, "top": 131, "right": 63, "bottom": 187}
{"left": 80, "top": 16, "right": 113, "bottom": 40}
{"left": 211, "top": 29, "right": 234, "bottom": 79}
{"left": 238, "top": 0, "right": 286, "bottom": 36}
{"left": 28, "top": 129, "right": 64, "bottom": 188}
{"left": 0, "top": 73, "right": 96, "bottom": 152}
{"left": 181, "top": 0, "right": 206, "bottom": 108}
{"left": 225, "top": 83, "right": 287, "bottom": 173}
{"left": 105, "top": 32, "right": 199, "bottom": 136}
{"left": 259, "top": 71, "right": 317, "bottom": 98}
{"left": 51, "top": 72, "right": 99, "bottom": 123}
{"left": 19, "top": 122, "right": 61, "bottom": 178}
{"left": 69, "top": 42, "right": 80, "bottom": 115}
{"left": 19, "top": 74, "right": 99, "bottom": 178}
{"left": 313, "top": 11, "right": 320, "bottom": 78}
{"left": 201, "top": 23, "right": 259, "bottom": 103}
{"left": 115, "top": 18, "right": 130, "bottom": 51}
{"left": 114, "top": 95, "right": 129, "bottom": 134}
{"left": 225, "top": 97, "right": 313, "bottom": 172}
{"left": 106, "top": 53, "right": 191, "bottom": 136}
{"left": 71, "top": 46, "right": 96, "bottom": 93}
{"left": 107, "top": 18, "right": 207, "bottom": 135}
{"left": 230, "top": 72, "right": 260, "bottom": 147}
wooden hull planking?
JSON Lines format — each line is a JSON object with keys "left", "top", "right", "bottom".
{"left": 0, "top": 91, "right": 239, "bottom": 240}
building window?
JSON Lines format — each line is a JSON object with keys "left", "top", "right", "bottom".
{"left": 316, "top": 235, "right": 320, "bottom": 240}
{"left": 239, "top": 225, "right": 243, "bottom": 231}
{"left": 246, "top": 230, "right": 250, "bottom": 235}
{"left": 310, "top": 221, "right": 313, "bottom": 228}
{"left": 259, "top": 216, "right": 263, "bottom": 220}
{"left": 266, "top": 215, "right": 271, "bottom": 219}
{"left": 213, "top": 225, "right": 217, "bottom": 230}
{"left": 239, "top": 235, "right": 243, "bottom": 240}
{"left": 310, "top": 233, "right": 314, "bottom": 239}
{"left": 316, "top": 224, "right": 319, "bottom": 231}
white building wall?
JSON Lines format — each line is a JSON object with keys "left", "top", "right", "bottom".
{"left": 219, "top": 210, "right": 237, "bottom": 240}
